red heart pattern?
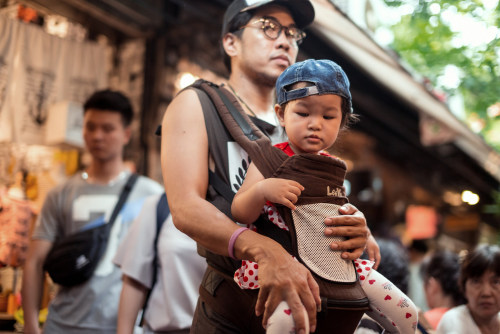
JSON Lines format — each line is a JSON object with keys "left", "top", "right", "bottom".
{"left": 284, "top": 309, "right": 291, "bottom": 315}
{"left": 384, "top": 295, "right": 392, "bottom": 300}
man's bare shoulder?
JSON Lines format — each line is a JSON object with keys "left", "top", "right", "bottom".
{"left": 163, "top": 87, "right": 207, "bottom": 138}
{"left": 166, "top": 88, "right": 203, "bottom": 115}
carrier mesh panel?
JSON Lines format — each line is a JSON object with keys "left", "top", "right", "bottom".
{"left": 292, "top": 203, "right": 357, "bottom": 283}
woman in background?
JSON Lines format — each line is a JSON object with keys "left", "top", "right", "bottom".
{"left": 437, "top": 244, "right": 500, "bottom": 334}
{"left": 421, "top": 250, "right": 466, "bottom": 329}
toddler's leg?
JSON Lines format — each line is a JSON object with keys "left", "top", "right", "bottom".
{"left": 360, "top": 268, "right": 418, "bottom": 333}
{"left": 266, "top": 301, "right": 309, "bottom": 334}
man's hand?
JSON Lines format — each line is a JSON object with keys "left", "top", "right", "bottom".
{"left": 323, "top": 204, "right": 369, "bottom": 260}
{"left": 254, "top": 245, "right": 320, "bottom": 334}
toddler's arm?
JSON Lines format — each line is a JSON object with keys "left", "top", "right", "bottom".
{"left": 231, "top": 163, "right": 304, "bottom": 225}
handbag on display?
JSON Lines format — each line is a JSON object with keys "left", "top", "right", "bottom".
{"left": 43, "top": 173, "right": 138, "bottom": 287}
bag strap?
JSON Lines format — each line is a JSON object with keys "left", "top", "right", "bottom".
{"left": 108, "top": 173, "right": 139, "bottom": 227}
{"left": 141, "top": 193, "right": 170, "bottom": 325}
{"left": 151, "top": 193, "right": 169, "bottom": 289}
{"left": 417, "top": 322, "right": 429, "bottom": 334}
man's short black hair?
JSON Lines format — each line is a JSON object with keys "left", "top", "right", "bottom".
{"left": 83, "top": 89, "right": 134, "bottom": 127}
{"left": 221, "top": 11, "right": 253, "bottom": 72}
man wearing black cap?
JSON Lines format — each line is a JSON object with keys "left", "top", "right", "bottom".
{"left": 161, "top": 1, "right": 378, "bottom": 333}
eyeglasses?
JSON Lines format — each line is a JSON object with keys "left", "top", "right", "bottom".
{"left": 238, "top": 17, "right": 306, "bottom": 45}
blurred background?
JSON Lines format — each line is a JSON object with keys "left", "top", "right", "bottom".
{"left": 0, "top": 0, "right": 498, "bottom": 329}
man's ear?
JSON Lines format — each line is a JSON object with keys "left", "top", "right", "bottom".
{"left": 275, "top": 104, "right": 286, "bottom": 127}
{"left": 222, "top": 33, "right": 239, "bottom": 57}
{"left": 123, "top": 126, "right": 132, "bottom": 145}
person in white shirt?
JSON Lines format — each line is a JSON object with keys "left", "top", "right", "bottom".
{"left": 114, "top": 193, "right": 206, "bottom": 334}
{"left": 437, "top": 244, "right": 500, "bottom": 334}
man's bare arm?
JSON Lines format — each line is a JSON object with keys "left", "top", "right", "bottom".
{"left": 117, "top": 275, "right": 148, "bottom": 334}
{"left": 22, "top": 239, "right": 52, "bottom": 334}
{"left": 161, "top": 89, "right": 320, "bottom": 332}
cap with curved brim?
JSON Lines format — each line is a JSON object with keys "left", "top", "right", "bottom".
{"left": 276, "top": 59, "right": 353, "bottom": 113}
{"left": 222, "top": 0, "right": 315, "bottom": 36}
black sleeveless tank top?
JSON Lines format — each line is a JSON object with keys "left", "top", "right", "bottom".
{"left": 192, "top": 86, "right": 279, "bottom": 276}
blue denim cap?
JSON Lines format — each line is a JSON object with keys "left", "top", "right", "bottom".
{"left": 276, "top": 59, "right": 352, "bottom": 112}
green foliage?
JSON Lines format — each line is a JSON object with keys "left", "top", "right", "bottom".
{"left": 382, "top": 0, "right": 500, "bottom": 151}
{"left": 483, "top": 190, "right": 500, "bottom": 217}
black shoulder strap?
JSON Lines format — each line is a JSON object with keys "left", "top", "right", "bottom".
{"left": 417, "top": 322, "right": 429, "bottom": 334}
{"left": 155, "top": 193, "right": 170, "bottom": 226}
{"left": 108, "top": 173, "right": 138, "bottom": 226}
{"left": 208, "top": 170, "right": 235, "bottom": 202}
{"left": 141, "top": 193, "right": 170, "bottom": 325}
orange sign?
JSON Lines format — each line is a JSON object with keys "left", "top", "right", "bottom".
{"left": 444, "top": 213, "right": 480, "bottom": 232}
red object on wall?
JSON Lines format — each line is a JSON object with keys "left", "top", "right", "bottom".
{"left": 406, "top": 205, "right": 438, "bottom": 240}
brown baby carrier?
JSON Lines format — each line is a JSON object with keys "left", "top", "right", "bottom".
{"left": 191, "top": 79, "right": 370, "bottom": 332}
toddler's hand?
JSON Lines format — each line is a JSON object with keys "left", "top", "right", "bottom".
{"left": 260, "top": 178, "right": 304, "bottom": 210}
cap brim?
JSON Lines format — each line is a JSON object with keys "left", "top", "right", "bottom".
{"left": 241, "top": 0, "right": 314, "bottom": 28}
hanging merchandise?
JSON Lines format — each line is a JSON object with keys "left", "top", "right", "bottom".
{"left": 0, "top": 13, "right": 19, "bottom": 142}
{"left": 0, "top": 191, "right": 34, "bottom": 267}
{"left": 0, "top": 13, "right": 107, "bottom": 145}
{"left": 45, "top": 101, "right": 84, "bottom": 148}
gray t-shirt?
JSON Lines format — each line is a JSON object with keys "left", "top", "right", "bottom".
{"left": 33, "top": 172, "right": 163, "bottom": 334}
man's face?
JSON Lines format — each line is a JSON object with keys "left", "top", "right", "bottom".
{"left": 235, "top": 5, "right": 300, "bottom": 86}
{"left": 83, "top": 109, "right": 131, "bottom": 163}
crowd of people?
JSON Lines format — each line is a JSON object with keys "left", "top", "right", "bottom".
{"left": 19, "top": 1, "right": 499, "bottom": 334}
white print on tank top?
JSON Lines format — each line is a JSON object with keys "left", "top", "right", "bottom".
{"left": 227, "top": 141, "right": 250, "bottom": 193}
{"left": 73, "top": 194, "right": 123, "bottom": 276}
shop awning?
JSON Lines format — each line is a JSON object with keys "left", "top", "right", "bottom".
{"left": 310, "top": 0, "right": 500, "bottom": 183}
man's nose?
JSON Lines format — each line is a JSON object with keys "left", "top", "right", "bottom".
{"left": 90, "top": 128, "right": 104, "bottom": 139}
{"left": 276, "top": 30, "right": 292, "bottom": 50}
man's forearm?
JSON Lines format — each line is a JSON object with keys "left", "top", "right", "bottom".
{"left": 21, "top": 261, "right": 44, "bottom": 333}
{"left": 117, "top": 275, "right": 147, "bottom": 334}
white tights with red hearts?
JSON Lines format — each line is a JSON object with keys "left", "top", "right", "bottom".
{"left": 265, "top": 264, "right": 418, "bottom": 334}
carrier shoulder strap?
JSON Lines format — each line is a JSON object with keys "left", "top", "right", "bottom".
{"left": 190, "top": 79, "right": 287, "bottom": 180}
{"left": 190, "top": 79, "right": 292, "bottom": 250}
{"left": 141, "top": 193, "right": 170, "bottom": 325}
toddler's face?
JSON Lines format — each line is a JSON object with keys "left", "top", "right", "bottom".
{"left": 276, "top": 92, "right": 342, "bottom": 154}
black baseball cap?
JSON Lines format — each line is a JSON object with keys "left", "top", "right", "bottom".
{"left": 222, "top": 0, "right": 315, "bottom": 36}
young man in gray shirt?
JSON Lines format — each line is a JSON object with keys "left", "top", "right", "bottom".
{"left": 22, "top": 90, "right": 163, "bottom": 334}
